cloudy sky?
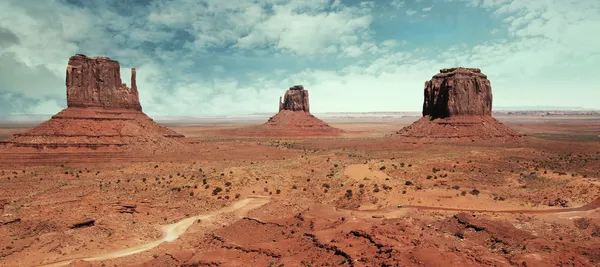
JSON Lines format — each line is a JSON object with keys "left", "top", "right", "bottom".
{"left": 0, "top": 0, "right": 598, "bottom": 116}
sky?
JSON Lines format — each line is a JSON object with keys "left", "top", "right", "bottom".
{"left": 0, "top": 0, "right": 599, "bottom": 117}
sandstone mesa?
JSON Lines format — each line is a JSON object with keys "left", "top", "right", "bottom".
{"left": 397, "top": 67, "right": 521, "bottom": 142}
{"left": 422, "top": 67, "right": 492, "bottom": 118}
{"left": 0, "top": 54, "right": 190, "bottom": 165}
{"left": 67, "top": 54, "right": 142, "bottom": 111}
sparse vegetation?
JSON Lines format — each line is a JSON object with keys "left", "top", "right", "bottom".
{"left": 212, "top": 187, "right": 223, "bottom": 195}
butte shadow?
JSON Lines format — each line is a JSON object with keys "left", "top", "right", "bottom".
{"left": 0, "top": 54, "right": 194, "bottom": 166}
{"left": 393, "top": 67, "right": 523, "bottom": 143}
{"left": 218, "top": 85, "right": 343, "bottom": 138}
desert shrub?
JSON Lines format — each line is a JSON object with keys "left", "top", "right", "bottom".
{"left": 405, "top": 181, "right": 413, "bottom": 186}
{"left": 212, "top": 187, "right": 223, "bottom": 195}
{"left": 345, "top": 190, "right": 353, "bottom": 199}
{"left": 470, "top": 189, "right": 480, "bottom": 196}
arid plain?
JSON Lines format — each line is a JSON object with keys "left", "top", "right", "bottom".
{"left": 1, "top": 113, "right": 600, "bottom": 267}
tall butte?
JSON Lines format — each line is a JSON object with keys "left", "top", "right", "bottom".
{"left": 260, "top": 85, "right": 341, "bottom": 136}
{"left": 0, "top": 54, "right": 191, "bottom": 165}
{"left": 396, "top": 67, "right": 521, "bottom": 142}
{"left": 223, "top": 85, "right": 341, "bottom": 137}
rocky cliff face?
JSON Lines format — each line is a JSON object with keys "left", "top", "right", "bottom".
{"left": 280, "top": 85, "right": 310, "bottom": 112}
{"left": 66, "top": 54, "right": 142, "bottom": 111}
{"left": 422, "top": 68, "right": 492, "bottom": 118}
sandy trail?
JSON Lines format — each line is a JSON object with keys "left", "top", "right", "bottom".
{"left": 348, "top": 197, "right": 600, "bottom": 217}
{"left": 39, "top": 197, "right": 270, "bottom": 267}
{"left": 38, "top": 196, "right": 600, "bottom": 266}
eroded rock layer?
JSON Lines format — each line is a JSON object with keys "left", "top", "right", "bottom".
{"left": 396, "top": 116, "right": 521, "bottom": 142}
{"left": 0, "top": 55, "right": 191, "bottom": 165}
{"left": 397, "top": 68, "right": 521, "bottom": 142}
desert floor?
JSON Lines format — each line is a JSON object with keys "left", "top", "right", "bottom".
{"left": 1, "top": 115, "right": 600, "bottom": 266}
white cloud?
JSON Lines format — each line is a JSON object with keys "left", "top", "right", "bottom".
{"left": 0, "top": 0, "right": 599, "bottom": 116}
{"left": 390, "top": 0, "right": 405, "bottom": 9}
{"left": 27, "top": 99, "right": 62, "bottom": 115}
{"left": 147, "top": 0, "right": 377, "bottom": 56}
{"left": 235, "top": 4, "right": 373, "bottom": 55}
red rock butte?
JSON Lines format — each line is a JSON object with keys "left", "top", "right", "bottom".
{"left": 220, "top": 85, "right": 342, "bottom": 137}
{"left": 396, "top": 68, "right": 521, "bottom": 142}
{"left": 0, "top": 54, "right": 191, "bottom": 165}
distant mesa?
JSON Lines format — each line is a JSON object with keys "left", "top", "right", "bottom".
{"left": 279, "top": 85, "right": 310, "bottom": 112}
{"left": 220, "top": 85, "right": 342, "bottom": 137}
{"left": 0, "top": 54, "right": 191, "bottom": 165}
{"left": 396, "top": 67, "right": 522, "bottom": 142}
{"left": 262, "top": 85, "right": 341, "bottom": 136}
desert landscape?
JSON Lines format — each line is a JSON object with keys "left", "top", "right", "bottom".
{"left": 0, "top": 55, "right": 599, "bottom": 267}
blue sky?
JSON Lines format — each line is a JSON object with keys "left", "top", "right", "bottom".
{"left": 0, "top": 0, "right": 599, "bottom": 116}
